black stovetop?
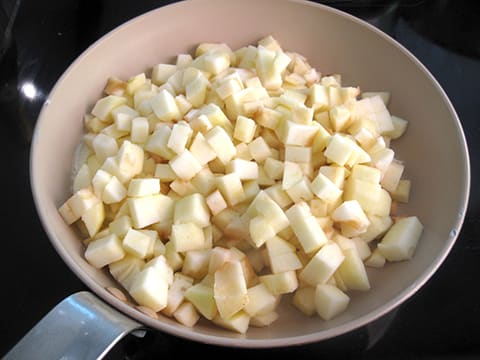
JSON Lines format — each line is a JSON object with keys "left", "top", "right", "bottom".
{"left": 1, "top": 1, "right": 479, "bottom": 358}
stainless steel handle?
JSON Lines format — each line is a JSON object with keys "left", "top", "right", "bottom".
{"left": 4, "top": 291, "right": 145, "bottom": 360}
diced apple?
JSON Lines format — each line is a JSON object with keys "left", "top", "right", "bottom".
{"left": 150, "top": 89, "right": 181, "bottom": 122}
{"left": 81, "top": 202, "right": 105, "bottom": 238}
{"left": 310, "top": 172, "right": 343, "bottom": 203}
{"left": 391, "top": 179, "right": 411, "bottom": 203}
{"left": 285, "top": 202, "right": 328, "bottom": 254}
{"left": 216, "top": 173, "right": 245, "bottom": 206}
{"left": 145, "top": 125, "right": 176, "bottom": 160}
{"left": 170, "top": 222, "right": 205, "bottom": 252}
{"left": 91, "top": 95, "right": 127, "bottom": 122}
{"left": 315, "top": 284, "right": 350, "bottom": 320}
{"left": 173, "top": 302, "right": 200, "bottom": 327}
{"left": 122, "top": 228, "right": 154, "bottom": 259}
{"left": 331, "top": 200, "right": 370, "bottom": 233}
{"left": 292, "top": 286, "right": 316, "bottom": 316}
{"left": 85, "top": 233, "right": 125, "bottom": 269}
{"left": 184, "top": 283, "right": 218, "bottom": 320}
{"left": 128, "top": 193, "right": 174, "bottom": 229}
{"left": 162, "top": 273, "right": 194, "bottom": 316}
{"left": 127, "top": 178, "right": 160, "bottom": 197}
{"left": 205, "top": 126, "right": 236, "bottom": 164}
{"left": 182, "top": 249, "right": 212, "bottom": 280}
{"left": 337, "top": 247, "right": 370, "bottom": 291}
{"left": 299, "top": 242, "right": 345, "bottom": 286}
{"left": 129, "top": 267, "right": 169, "bottom": 312}
{"left": 244, "top": 283, "right": 278, "bottom": 316}
{"left": 250, "top": 311, "right": 279, "bottom": 327}
{"left": 212, "top": 310, "right": 250, "bottom": 334}
{"left": 259, "top": 270, "right": 298, "bottom": 295}
{"left": 377, "top": 216, "right": 423, "bottom": 261}
{"left": 234, "top": 115, "right": 257, "bottom": 143}
{"left": 266, "top": 236, "right": 302, "bottom": 273}
{"left": 248, "top": 136, "right": 271, "bottom": 163}
{"left": 213, "top": 260, "right": 248, "bottom": 319}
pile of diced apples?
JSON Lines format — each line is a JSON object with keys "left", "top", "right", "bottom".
{"left": 59, "top": 35, "right": 423, "bottom": 334}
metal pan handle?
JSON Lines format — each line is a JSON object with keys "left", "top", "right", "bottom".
{"left": 4, "top": 291, "right": 145, "bottom": 360}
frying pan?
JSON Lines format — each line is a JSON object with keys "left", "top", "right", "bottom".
{"left": 5, "top": 0, "right": 470, "bottom": 358}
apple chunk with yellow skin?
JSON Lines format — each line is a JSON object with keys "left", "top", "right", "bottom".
{"left": 214, "top": 260, "right": 249, "bottom": 319}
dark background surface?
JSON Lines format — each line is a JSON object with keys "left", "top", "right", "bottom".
{"left": 1, "top": 0, "right": 479, "bottom": 358}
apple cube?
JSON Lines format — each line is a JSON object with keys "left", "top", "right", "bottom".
{"left": 292, "top": 286, "right": 316, "bottom": 316}
{"left": 337, "top": 247, "right": 370, "bottom": 291}
{"left": 205, "top": 190, "right": 228, "bottom": 216}
{"left": 359, "top": 215, "right": 393, "bottom": 243}
{"left": 391, "top": 179, "right": 411, "bottom": 203}
{"left": 130, "top": 117, "right": 149, "bottom": 144}
{"left": 259, "top": 270, "right": 298, "bottom": 295}
{"left": 365, "top": 248, "right": 386, "bottom": 268}
{"left": 122, "top": 228, "right": 154, "bottom": 259}
{"left": 109, "top": 254, "right": 144, "bottom": 285}
{"left": 205, "top": 126, "right": 236, "bottom": 165}
{"left": 212, "top": 310, "right": 250, "bottom": 334}
{"left": 266, "top": 236, "right": 302, "bottom": 273}
{"left": 285, "top": 177, "right": 314, "bottom": 204}
{"left": 115, "top": 140, "right": 144, "bottom": 182}
{"left": 91, "top": 95, "right": 127, "bottom": 122}
{"left": 282, "top": 161, "right": 304, "bottom": 190}
{"left": 169, "top": 149, "right": 203, "bottom": 181}
{"left": 152, "top": 63, "right": 177, "bottom": 85}
{"left": 184, "top": 283, "right": 218, "bottom": 320}
{"left": 108, "top": 215, "right": 132, "bottom": 237}
{"left": 128, "top": 193, "right": 174, "bottom": 229}
{"left": 174, "top": 193, "right": 210, "bottom": 228}
{"left": 315, "top": 284, "right": 350, "bottom": 320}
{"left": 145, "top": 125, "right": 176, "bottom": 160}
{"left": 173, "top": 302, "right": 200, "bottom": 327}
{"left": 284, "top": 146, "right": 312, "bottom": 163}
{"left": 150, "top": 89, "right": 181, "bottom": 122}
{"left": 343, "top": 178, "right": 382, "bottom": 214}
{"left": 384, "top": 115, "right": 408, "bottom": 139}
{"left": 244, "top": 283, "right": 278, "bottom": 316}
{"left": 248, "top": 136, "right": 271, "bottom": 163}
{"left": 85, "top": 233, "right": 125, "bottom": 269}
{"left": 162, "top": 273, "right": 194, "bottom": 316}
{"left": 377, "top": 216, "right": 423, "bottom": 261}
{"left": 167, "top": 122, "right": 193, "bottom": 154}
{"left": 182, "top": 249, "right": 212, "bottom": 280}
{"left": 381, "top": 160, "right": 404, "bottom": 193}
{"left": 249, "top": 216, "right": 276, "bottom": 248}
{"left": 225, "top": 159, "right": 259, "bottom": 180}
{"left": 170, "top": 222, "right": 205, "bottom": 252}
{"left": 329, "top": 105, "right": 351, "bottom": 132}
{"left": 331, "top": 200, "right": 370, "bottom": 233}
{"left": 216, "top": 173, "right": 245, "bottom": 206}
{"left": 92, "top": 134, "right": 118, "bottom": 163}
{"left": 277, "top": 120, "right": 318, "bottom": 147}
{"left": 350, "top": 164, "right": 382, "bottom": 184}
{"left": 189, "top": 132, "right": 217, "bottom": 166}
{"left": 234, "top": 115, "right": 257, "bottom": 143}
{"left": 81, "top": 202, "right": 105, "bottom": 238}
{"left": 129, "top": 267, "right": 169, "bottom": 312}
{"left": 68, "top": 187, "right": 101, "bottom": 218}
{"left": 310, "top": 172, "right": 343, "bottom": 203}
{"left": 73, "top": 164, "right": 91, "bottom": 194}
{"left": 250, "top": 311, "right": 279, "bottom": 327}
{"left": 285, "top": 202, "right": 328, "bottom": 254}
{"left": 213, "top": 260, "right": 248, "bottom": 319}
{"left": 144, "top": 255, "right": 174, "bottom": 285}
{"left": 324, "top": 134, "right": 356, "bottom": 166}
{"left": 299, "top": 242, "right": 345, "bottom": 286}
{"left": 102, "top": 176, "right": 127, "bottom": 204}
{"left": 154, "top": 164, "right": 177, "bottom": 182}
{"left": 128, "top": 178, "right": 160, "bottom": 197}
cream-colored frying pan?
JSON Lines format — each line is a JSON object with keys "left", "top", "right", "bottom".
{"left": 6, "top": 0, "right": 470, "bottom": 358}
